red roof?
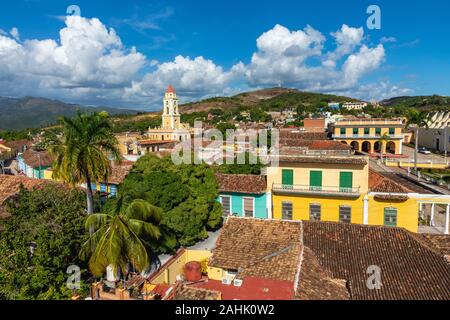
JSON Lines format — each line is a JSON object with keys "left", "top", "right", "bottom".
{"left": 166, "top": 85, "right": 176, "bottom": 93}
{"left": 190, "top": 276, "right": 295, "bottom": 300}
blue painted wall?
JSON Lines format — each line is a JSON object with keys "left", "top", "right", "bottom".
{"left": 218, "top": 192, "right": 267, "bottom": 219}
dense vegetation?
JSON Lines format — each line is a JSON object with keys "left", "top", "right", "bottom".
{"left": 110, "top": 154, "right": 223, "bottom": 251}
{"left": 0, "top": 186, "right": 89, "bottom": 300}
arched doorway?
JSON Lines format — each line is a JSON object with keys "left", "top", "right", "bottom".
{"left": 374, "top": 141, "right": 381, "bottom": 153}
{"left": 386, "top": 141, "right": 396, "bottom": 154}
{"left": 362, "top": 141, "right": 371, "bottom": 153}
{"left": 350, "top": 141, "right": 359, "bottom": 151}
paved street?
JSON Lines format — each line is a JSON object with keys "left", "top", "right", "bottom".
{"left": 401, "top": 145, "right": 448, "bottom": 164}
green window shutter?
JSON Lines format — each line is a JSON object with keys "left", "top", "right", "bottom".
{"left": 310, "top": 171, "right": 322, "bottom": 191}
{"left": 384, "top": 208, "right": 397, "bottom": 227}
{"left": 389, "top": 128, "right": 395, "bottom": 135}
{"left": 282, "top": 169, "right": 294, "bottom": 186}
{"left": 376, "top": 128, "right": 381, "bottom": 135}
{"left": 339, "top": 172, "right": 353, "bottom": 192}
{"left": 353, "top": 128, "right": 358, "bottom": 135}
{"left": 364, "top": 128, "right": 370, "bottom": 135}
{"left": 340, "top": 128, "right": 346, "bottom": 135}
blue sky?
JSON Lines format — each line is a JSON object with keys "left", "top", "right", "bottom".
{"left": 0, "top": 0, "right": 449, "bottom": 110}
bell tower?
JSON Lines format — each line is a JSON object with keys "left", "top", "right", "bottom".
{"left": 162, "top": 85, "right": 181, "bottom": 130}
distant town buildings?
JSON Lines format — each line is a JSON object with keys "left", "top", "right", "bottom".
{"left": 332, "top": 118, "right": 405, "bottom": 155}
{"left": 342, "top": 102, "right": 368, "bottom": 111}
{"left": 418, "top": 111, "right": 450, "bottom": 153}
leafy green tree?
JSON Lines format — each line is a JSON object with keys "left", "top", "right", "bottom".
{"left": 111, "top": 154, "right": 222, "bottom": 250}
{"left": 377, "top": 133, "right": 390, "bottom": 162}
{"left": 406, "top": 109, "right": 430, "bottom": 170}
{"left": 80, "top": 199, "right": 163, "bottom": 277}
{"left": 0, "top": 185, "right": 89, "bottom": 300}
{"left": 49, "top": 112, "right": 120, "bottom": 217}
{"left": 217, "top": 152, "right": 264, "bottom": 175}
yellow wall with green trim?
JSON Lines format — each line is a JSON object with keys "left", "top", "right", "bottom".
{"left": 273, "top": 194, "right": 365, "bottom": 224}
{"left": 367, "top": 196, "right": 419, "bottom": 233}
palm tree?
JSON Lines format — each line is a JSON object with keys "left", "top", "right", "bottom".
{"left": 80, "top": 199, "right": 162, "bottom": 277}
{"left": 377, "top": 133, "right": 390, "bottom": 162}
{"left": 406, "top": 109, "right": 430, "bottom": 171}
{"left": 49, "top": 112, "right": 120, "bottom": 217}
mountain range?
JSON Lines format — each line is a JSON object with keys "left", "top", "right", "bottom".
{"left": 0, "top": 97, "right": 138, "bottom": 131}
{"left": 1, "top": 89, "right": 449, "bottom": 131}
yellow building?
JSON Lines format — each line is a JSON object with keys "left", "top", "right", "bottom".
{"left": 333, "top": 118, "right": 405, "bottom": 155}
{"left": 267, "top": 143, "right": 450, "bottom": 233}
{"left": 268, "top": 147, "right": 369, "bottom": 226}
{"left": 147, "top": 85, "right": 192, "bottom": 142}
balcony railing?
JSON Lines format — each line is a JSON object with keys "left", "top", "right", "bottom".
{"left": 332, "top": 134, "right": 404, "bottom": 139}
{"left": 272, "top": 183, "right": 360, "bottom": 198}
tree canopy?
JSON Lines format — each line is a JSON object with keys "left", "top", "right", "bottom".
{"left": 0, "top": 185, "right": 88, "bottom": 300}
{"left": 113, "top": 154, "right": 222, "bottom": 250}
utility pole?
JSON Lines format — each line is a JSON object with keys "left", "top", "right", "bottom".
{"left": 445, "top": 126, "right": 448, "bottom": 164}
{"left": 38, "top": 153, "right": 42, "bottom": 179}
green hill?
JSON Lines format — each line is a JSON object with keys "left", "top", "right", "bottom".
{"left": 180, "top": 88, "right": 359, "bottom": 113}
{"left": 0, "top": 96, "right": 139, "bottom": 131}
{"left": 380, "top": 95, "right": 450, "bottom": 110}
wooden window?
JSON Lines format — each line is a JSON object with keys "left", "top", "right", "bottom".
{"left": 364, "top": 128, "right": 370, "bottom": 135}
{"left": 375, "top": 127, "right": 381, "bottom": 135}
{"left": 309, "top": 204, "right": 321, "bottom": 221}
{"left": 340, "top": 128, "right": 346, "bottom": 136}
{"left": 339, "top": 206, "right": 351, "bottom": 223}
{"left": 339, "top": 172, "right": 353, "bottom": 192}
{"left": 243, "top": 197, "right": 254, "bottom": 218}
{"left": 353, "top": 128, "right": 358, "bottom": 136}
{"left": 282, "top": 169, "right": 294, "bottom": 188}
{"left": 282, "top": 201, "right": 293, "bottom": 220}
{"left": 384, "top": 207, "right": 397, "bottom": 227}
{"left": 389, "top": 128, "right": 395, "bottom": 135}
{"left": 309, "top": 171, "right": 322, "bottom": 191}
{"left": 220, "top": 196, "right": 231, "bottom": 216}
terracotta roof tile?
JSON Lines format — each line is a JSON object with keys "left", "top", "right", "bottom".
{"left": 174, "top": 285, "right": 221, "bottom": 300}
{"left": 215, "top": 173, "right": 266, "bottom": 194}
{"left": 108, "top": 163, "right": 132, "bottom": 185}
{"left": 0, "top": 175, "right": 56, "bottom": 218}
{"left": 369, "top": 170, "right": 411, "bottom": 194}
{"left": 21, "top": 149, "right": 54, "bottom": 168}
{"left": 209, "top": 217, "right": 302, "bottom": 282}
{"left": 303, "top": 221, "right": 450, "bottom": 300}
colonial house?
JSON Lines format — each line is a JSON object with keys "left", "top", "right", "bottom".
{"left": 18, "top": 149, "right": 54, "bottom": 179}
{"left": 266, "top": 141, "right": 450, "bottom": 234}
{"left": 332, "top": 118, "right": 405, "bottom": 155}
{"left": 215, "top": 173, "right": 268, "bottom": 219}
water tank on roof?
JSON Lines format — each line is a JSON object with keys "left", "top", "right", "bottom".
{"left": 184, "top": 261, "right": 202, "bottom": 282}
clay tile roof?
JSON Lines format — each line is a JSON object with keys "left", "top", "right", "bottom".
{"left": 215, "top": 173, "right": 266, "bottom": 194}
{"left": 108, "top": 163, "right": 133, "bottom": 185}
{"left": 369, "top": 170, "right": 411, "bottom": 196}
{"left": 209, "top": 217, "right": 302, "bottom": 282}
{"left": 421, "top": 235, "right": 450, "bottom": 257}
{"left": 21, "top": 149, "right": 54, "bottom": 168}
{"left": 276, "top": 154, "right": 367, "bottom": 165}
{"left": 279, "top": 131, "right": 328, "bottom": 141}
{"left": 296, "top": 247, "right": 349, "bottom": 300}
{"left": 0, "top": 175, "right": 56, "bottom": 218}
{"left": 166, "top": 85, "right": 176, "bottom": 93}
{"left": 173, "top": 285, "right": 221, "bottom": 300}
{"left": 303, "top": 221, "right": 450, "bottom": 300}
{"left": 4, "top": 140, "right": 31, "bottom": 153}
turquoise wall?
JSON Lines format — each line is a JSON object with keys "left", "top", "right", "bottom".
{"left": 218, "top": 192, "right": 267, "bottom": 219}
